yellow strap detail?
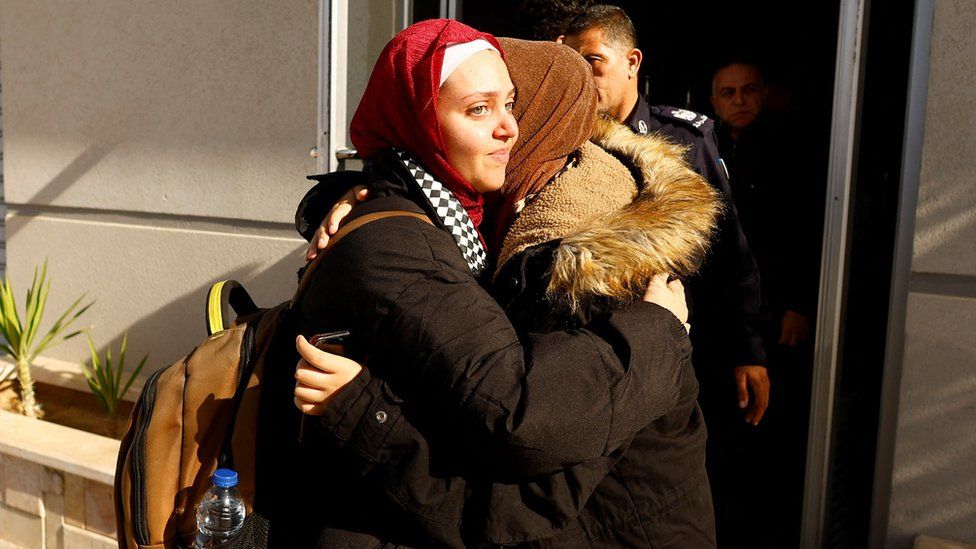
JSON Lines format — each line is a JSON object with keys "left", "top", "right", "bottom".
{"left": 207, "top": 280, "right": 228, "bottom": 336}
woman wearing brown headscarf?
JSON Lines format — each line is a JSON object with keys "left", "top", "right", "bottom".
{"left": 487, "top": 37, "right": 721, "bottom": 547}
{"left": 296, "top": 37, "right": 721, "bottom": 547}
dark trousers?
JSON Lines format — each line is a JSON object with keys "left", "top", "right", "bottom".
{"left": 697, "top": 326, "right": 813, "bottom": 548}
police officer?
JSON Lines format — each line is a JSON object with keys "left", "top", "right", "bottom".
{"left": 559, "top": 5, "right": 770, "bottom": 428}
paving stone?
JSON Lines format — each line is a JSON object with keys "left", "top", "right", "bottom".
{"left": 83, "top": 479, "right": 116, "bottom": 537}
{"left": 0, "top": 501, "right": 44, "bottom": 548}
{"left": 63, "top": 523, "right": 116, "bottom": 549}
{"left": 64, "top": 472, "right": 85, "bottom": 528}
{"left": 2, "top": 454, "right": 43, "bottom": 516}
{"left": 45, "top": 488, "right": 65, "bottom": 549}
{"left": 44, "top": 467, "right": 64, "bottom": 496}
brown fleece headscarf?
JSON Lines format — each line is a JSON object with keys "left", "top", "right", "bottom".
{"left": 486, "top": 38, "right": 597, "bottom": 248}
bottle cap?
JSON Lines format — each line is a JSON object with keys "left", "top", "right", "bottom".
{"left": 212, "top": 468, "right": 238, "bottom": 488}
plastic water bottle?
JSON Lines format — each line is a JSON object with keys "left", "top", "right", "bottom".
{"left": 194, "top": 468, "right": 246, "bottom": 548}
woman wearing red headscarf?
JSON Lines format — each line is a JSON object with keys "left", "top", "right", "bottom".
{"left": 254, "top": 20, "right": 696, "bottom": 548}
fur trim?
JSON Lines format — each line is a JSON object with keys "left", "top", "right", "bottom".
{"left": 495, "top": 140, "right": 637, "bottom": 271}
{"left": 548, "top": 116, "right": 723, "bottom": 309}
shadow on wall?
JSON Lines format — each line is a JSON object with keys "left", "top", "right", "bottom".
{"left": 96, "top": 251, "right": 306, "bottom": 373}
{"left": 4, "top": 140, "right": 120, "bottom": 241}
{"left": 912, "top": 172, "right": 976, "bottom": 267}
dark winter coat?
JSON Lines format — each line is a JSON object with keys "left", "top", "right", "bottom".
{"left": 491, "top": 120, "right": 718, "bottom": 547}
{"left": 251, "top": 150, "right": 693, "bottom": 548}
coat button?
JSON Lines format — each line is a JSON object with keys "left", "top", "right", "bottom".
{"left": 375, "top": 410, "right": 388, "bottom": 424}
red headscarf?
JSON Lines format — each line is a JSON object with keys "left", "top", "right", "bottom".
{"left": 349, "top": 19, "right": 504, "bottom": 230}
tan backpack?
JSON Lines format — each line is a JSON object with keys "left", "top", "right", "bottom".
{"left": 113, "top": 210, "right": 431, "bottom": 549}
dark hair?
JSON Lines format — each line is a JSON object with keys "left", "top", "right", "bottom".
{"left": 710, "top": 59, "right": 764, "bottom": 95}
{"left": 514, "top": 0, "right": 594, "bottom": 41}
{"left": 565, "top": 4, "right": 638, "bottom": 50}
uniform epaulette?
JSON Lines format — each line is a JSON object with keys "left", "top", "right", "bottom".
{"left": 651, "top": 105, "right": 714, "bottom": 135}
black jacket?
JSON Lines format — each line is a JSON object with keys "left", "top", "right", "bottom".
{"left": 493, "top": 243, "right": 712, "bottom": 548}
{"left": 254, "top": 151, "right": 693, "bottom": 547}
{"left": 716, "top": 117, "right": 824, "bottom": 317}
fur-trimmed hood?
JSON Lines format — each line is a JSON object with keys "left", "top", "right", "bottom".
{"left": 497, "top": 116, "right": 723, "bottom": 309}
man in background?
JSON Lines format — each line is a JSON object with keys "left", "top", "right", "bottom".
{"left": 710, "top": 60, "right": 824, "bottom": 547}
{"left": 559, "top": 5, "right": 770, "bottom": 427}
{"left": 711, "top": 60, "right": 820, "bottom": 345}
{"left": 559, "top": 6, "right": 774, "bottom": 545}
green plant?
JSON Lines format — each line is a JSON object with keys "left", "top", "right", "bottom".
{"left": 81, "top": 333, "right": 147, "bottom": 417}
{"left": 0, "top": 262, "right": 92, "bottom": 418}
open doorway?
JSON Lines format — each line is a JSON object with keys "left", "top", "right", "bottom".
{"left": 459, "top": 2, "right": 841, "bottom": 547}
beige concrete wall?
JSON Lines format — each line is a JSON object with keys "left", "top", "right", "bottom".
{"left": 888, "top": 0, "right": 976, "bottom": 545}
{"left": 0, "top": 1, "right": 318, "bottom": 370}
{"left": 0, "top": 410, "right": 119, "bottom": 548}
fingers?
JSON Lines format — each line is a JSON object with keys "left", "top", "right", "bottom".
{"left": 305, "top": 225, "right": 328, "bottom": 261}
{"left": 642, "top": 274, "right": 689, "bottom": 325}
{"left": 752, "top": 380, "right": 770, "bottom": 425}
{"left": 736, "top": 365, "right": 769, "bottom": 426}
{"left": 736, "top": 370, "right": 750, "bottom": 410}
{"left": 295, "top": 361, "right": 331, "bottom": 387}
{"left": 642, "top": 273, "right": 670, "bottom": 301}
{"left": 327, "top": 202, "right": 353, "bottom": 234}
{"left": 294, "top": 381, "right": 330, "bottom": 404}
{"left": 295, "top": 335, "right": 340, "bottom": 373}
{"left": 780, "top": 324, "right": 795, "bottom": 347}
{"left": 327, "top": 185, "right": 369, "bottom": 233}
{"left": 306, "top": 186, "right": 370, "bottom": 261}
{"left": 666, "top": 278, "right": 685, "bottom": 294}
{"left": 293, "top": 395, "right": 325, "bottom": 416}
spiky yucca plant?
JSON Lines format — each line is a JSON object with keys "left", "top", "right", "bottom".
{"left": 81, "top": 333, "right": 147, "bottom": 418}
{"left": 0, "top": 263, "right": 92, "bottom": 417}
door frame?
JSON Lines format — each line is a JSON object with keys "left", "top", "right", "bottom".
{"left": 868, "top": 0, "right": 935, "bottom": 546}
{"left": 800, "top": 0, "right": 865, "bottom": 545}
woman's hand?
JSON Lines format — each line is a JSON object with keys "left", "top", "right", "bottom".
{"left": 305, "top": 185, "right": 370, "bottom": 260}
{"left": 643, "top": 274, "right": 691, "bottom": 333}
{"left": 293, "top": 335, "right": 364, "bottom": 416}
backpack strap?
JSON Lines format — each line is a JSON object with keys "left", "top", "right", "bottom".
{"left": 216, "top": 209, "right": 433, "bottom": 469}
{"left": 204, "top": 210, "right": 428, "bottom": 336}
{"left": 206, "top": 280, "right": 260, "bottom": 336}
{"left": 292, "top": 210, "right": 433, "bottom": 304}
{"left": 218, "top": 320, "right": 259, "bottom": 471}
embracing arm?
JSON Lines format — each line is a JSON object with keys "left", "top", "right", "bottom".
{"left": 300, "top": 206, "right": 690, "bottom": 475}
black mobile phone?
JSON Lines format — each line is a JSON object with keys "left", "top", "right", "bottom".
{"left": 309, "top": 330, "right": 351, "bottom": 348}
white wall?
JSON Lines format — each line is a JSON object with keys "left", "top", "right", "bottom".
{"left": 887, "top": 0, "right": 976, "bottom": 545}
{"left": 0, "top": 0, "right": 319, "bottom": 370}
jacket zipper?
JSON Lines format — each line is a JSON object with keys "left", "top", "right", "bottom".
{"left": 131, "top": 366, "right": 165, "bottom": 546}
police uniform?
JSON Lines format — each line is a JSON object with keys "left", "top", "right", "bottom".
{"left": 624, "top": 94, "right": 767, "bottom": 374}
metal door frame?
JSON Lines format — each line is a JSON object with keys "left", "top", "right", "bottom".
{"left": 317, "top": 0, "right": 412, "bottom": 173}
{"left": 801, "top": 0, "right": 866, "bottom": 546}
{"left": 869, "top": 1, "right": 935, "bottom": 546}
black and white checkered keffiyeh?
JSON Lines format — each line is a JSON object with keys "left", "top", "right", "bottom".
{"left": 395, "top": 150, "right": 488, "bottom": 277}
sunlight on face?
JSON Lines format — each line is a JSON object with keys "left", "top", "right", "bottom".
{"left": 435, "top": 50, "right": 518, "bottom": 193}
{"left": 563, "top": 27, "right": 633, "bottom": 120}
